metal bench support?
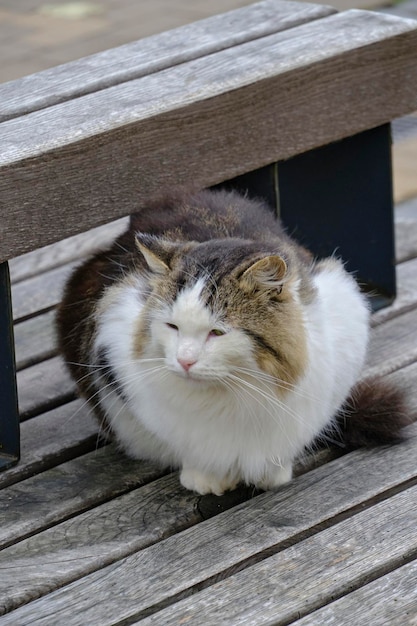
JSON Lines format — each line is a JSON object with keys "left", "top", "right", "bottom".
{"left": 218, "top": 124, "right": 395, "bottom": 311}
{"left": 0, "top": 261, "right": 20, "bottom": 470}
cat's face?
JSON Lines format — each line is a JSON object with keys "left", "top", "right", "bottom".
{"left": 133, "top": 236, "right": 308, "bottom": 388}
{"left": 148, "top": 278, "right": 258, "bottom": 382}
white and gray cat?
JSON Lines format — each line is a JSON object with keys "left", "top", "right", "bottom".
{"left": 57, "top": 189, "right": 410, "bottom": 495}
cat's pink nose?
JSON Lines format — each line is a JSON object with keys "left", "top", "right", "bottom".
{"left": 178, "top": 357, "right": 197, "bottom": 372}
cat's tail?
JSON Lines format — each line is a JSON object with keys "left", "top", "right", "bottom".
{"left": 329, "top": 377, "right": 414, "bottom": 450}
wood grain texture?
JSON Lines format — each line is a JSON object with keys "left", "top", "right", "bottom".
{"left": 11, "top": 262, "right": 76, "bottom": 322}
{"left": 395, "top": 196, "right": 417, "bottom": 263}
{"left": 1, "top": 425, "right": 416, "bottom": 624}
{"left": 0, "top": 445, "right": 163, "bottom": 551}
{"left": 0, "top": 399, "right": 99, "bottom": 490}
{"left": 366, "top": 307, "right": 417, "bottom": 378}
{"left": 371, "top": 257, "right": 417, "bottom": 327}
{"left": 0, "top": 0, "right": 336, "bottom": 122}
{"left": 9, "top": 217, "right": 128, "bottom": 284}
{"left": 136, "top": 488, "right": 417, "bottom": 626}
{"left": 1, "top": 10, "right": 417, "bottom": 260}
{"left": 293, "top": 559, "right": 417, "bottom": 626}
{"left": 0, "top": 474, "right": 201, "bottom": 615}
{"left": 14, "top": 310, "right": 57, "bottom": 370}
{"left": 17, "top": 356, "right": 76, "bottom": 420}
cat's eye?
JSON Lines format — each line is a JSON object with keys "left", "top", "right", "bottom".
{"left": 209, "top": 328, "right": 225, "bottom": 337}
{"left": 166, "top": 323, "right": 178, "bottom": 331}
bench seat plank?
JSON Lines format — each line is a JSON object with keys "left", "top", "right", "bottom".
{"left": 135, "top": 487, "right": 417, "bottom": 626}
{"left": 0, "top": 400, "right": 98, "bottom": 490}
{"left": 0, "top": 0, "right": 336, "bottom": 122}
{"left": 371, "top": 257, "right": 417, "bottom": 327}
{"left": 9, "top": 218, "right": 127, "bottom": 284}
{"left": 1, "top": 10, "right": 417, "bottom": 260}
{"left": 11, "top": 263, "right": 76, "bottom": 323}
{"left": 366, "top": 307, "right": 417, "bottom": 378}
{"left": 293, "top": 559, "right": 417, "bottom": 626}
{"left": 0, "top": 446, "right": 163, "bottom": 551}
{"left": 17, "top": 356, "right": 75, "bottom": 420}
{"left": 1, "top": 419, "right": 415, "bottom": 624}
{"left": 14, "top": 310, "right": 57, "bottom": 371}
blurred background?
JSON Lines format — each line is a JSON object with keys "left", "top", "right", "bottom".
{"left": 0, "top": 0, "right": 416, "bottom": 202}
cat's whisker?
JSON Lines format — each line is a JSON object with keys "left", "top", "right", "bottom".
{"left": 228, "top": 373, "right": 309, "bottom": 432}
{"left": 66, "top": 361, "right": 168, "bottom": 425}
{"left": 221, "top": 378, "right": 264, "bottom": 441}
{"left": 233, "top": 366, "right": 326, "bottom": 405}
{"left": 226, "top": 374, "right": 296, "bottom": 453}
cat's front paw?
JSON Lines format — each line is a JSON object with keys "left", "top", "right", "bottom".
{"left": 180, "top": 468, "right": 238, "bottom": 496}
{"left": 256, "top": 463, "right": 293, "bottom": 491}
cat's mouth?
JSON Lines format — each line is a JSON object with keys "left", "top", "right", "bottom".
{"left": 171, "top": 367, "right": 220, "bottom": 385}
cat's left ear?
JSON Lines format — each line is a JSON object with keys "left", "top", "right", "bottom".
{"left": 136, "top": 235, "right": 171, "bottom": 275}
{"left": 240, "top": 255, "right": 287, "bottom": 293}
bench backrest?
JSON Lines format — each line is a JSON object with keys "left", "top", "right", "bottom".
{"left": 0, "top": 0, "right": 417, "bottom": 261}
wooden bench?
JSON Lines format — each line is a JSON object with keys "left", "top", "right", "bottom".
{"left": 1, "top": 1, "right": 417, "bottom": 623}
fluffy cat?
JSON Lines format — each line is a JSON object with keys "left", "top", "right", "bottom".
{"left": 57, "top": 189, "right": 411, "bottom": 495}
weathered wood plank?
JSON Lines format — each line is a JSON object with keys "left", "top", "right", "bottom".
{"left": 0, "top": 399, "right": 99, "bottom": 490}
{"left": 366, "top": 307, "right": 417, "bottom": 377}
{"left": 11, "top": 263, "right": 76, "bottom": 323}
{"left": 14, "top": 310, "right": 56, "bottom": 371}
{"left": 371, "top": 257, "right": 417, "bottom": 327}
{"left": 0, "top": 0, "right": 335, "bottom": 122}
{"left": 1, "top": 423, "right": 415, "bottom": 624}
{"left": 395, "top": 196, "right": 417, "bottom": 263}
{"left": 0, "top": 474, "right": 203, "bottom": 616}
{"left": 0, "top": 446, "right": 164, "bottom": 551}
{"left": 9, "top": 217, "right": 127, "bottom": 284}
{"left": 1, "top": 10, "right": 417, "bottom": 260}
{"left": 136, "top": 488, "right": 417, "bottom": 626}
{"left": 292, "top": 559, "right": 417, "bottom": 626}
{"left": 16, "top": 356, "right": 76, "bottom": 420}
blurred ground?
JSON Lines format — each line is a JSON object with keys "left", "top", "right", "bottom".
{"left": 0, "top": 0, "right": 416, "bottom": 201}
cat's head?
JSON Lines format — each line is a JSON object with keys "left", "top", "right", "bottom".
{"left": 133, "top": 234, "right": 308, "bottom": 390}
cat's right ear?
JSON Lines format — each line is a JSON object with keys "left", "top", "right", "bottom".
{"left": 135, "top": 235, "right": 170, "bottom": 275}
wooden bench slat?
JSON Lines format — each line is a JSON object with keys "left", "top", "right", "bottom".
{"left": 292, "top": 559, "right": 417, "bottom": 626}
{"left": 17, "top": 356, "right": 75, "bottom": 420}
{"left": 9, "top": 218, "right": 127, "bottom": 284}
{"left": 135, "top": 487, "right": 417, "bottom": 626}
{"left": 0, "top": 0, "right": 336, "bottom": 122}
{"left": 0, "top": 446, "right": 163, "bottom": 551}
{"left": 0, "top": 399, "right": 98, "bottom": 490}
{"left": 11, "top": 263, "right": 76, "bottom": 323}
{"left": 371, "top": 257, "right": 417, "bottom": 327}
{"left": 14, "top": 310, "right": 56, "bottom": 371}
{"left": 2, "top": 419, "right": 415, "bottom": 624}
{"left": 366, "top": 307, "right": 417, "bottom": 378}
{"left": 395, "top": 196, "right": 417, "bottom": 263}
{"left": 1, "top": 10, "right": 417, "bottom": 260}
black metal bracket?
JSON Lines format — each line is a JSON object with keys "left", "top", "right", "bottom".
{"left": 217, "top": 124, "right": 396, "bottom": 311}
{"left": 0, "top": 261, "right": 20, "bottom": 470}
